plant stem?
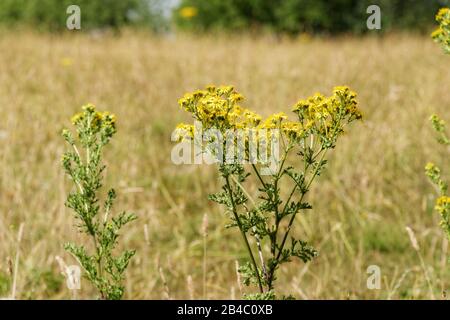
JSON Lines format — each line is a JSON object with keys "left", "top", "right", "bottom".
{"left": 275, "top": 150, "right": 328, "bottom": 262}
{"left": 251, "top": 163, "right": 267, "bottom": 188}
{"left": 203, "top": 231, "right": 207, "bottom": 299}
{"left": 266, "top": 149, "right": 328, "bottom": 288}
{"left": 225, "top": 175, "right": 264, "bottom": 293}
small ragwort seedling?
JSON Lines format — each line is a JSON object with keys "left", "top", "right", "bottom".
{"left": 62, "top": 104, "right": 136, "bottom": 300}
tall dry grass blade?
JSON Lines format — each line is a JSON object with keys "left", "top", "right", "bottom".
{"left": 10, "top": 223, "right": 24, "bottom": 300}
{"left": 405, "top": 226, "right": 435, "bottom": 299}
{"left": 387, "top": 268, "right": 412, "bottom": 300}
{"left": 187, "top": 275, "right": 194, "bottom": 300}
{"left": 235, "top": 260, "right": 242, "bottom": 295}
{"left": 56, "top": 255, "right": 78, "bottom": 300}
{"left": 159, "top": 266, "right": 171, "bottom": 300}
{"left": 202, "top": 213, "right": 208, "bottom": 299}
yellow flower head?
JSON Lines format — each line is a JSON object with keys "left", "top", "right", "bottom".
{"left": 206, "top": 84, "right": 217, "bottom": 93}
{"left": 100, "top": 111, "right": 116, "bottom": 126}
{"left": 82, "top": 103, "right": 96, "bottom": 113}
{"left": 261, "top": 112, "right": 287, "bottom": 129}
{"left": 242, "top": 109, "right": 262, "bottom": 126}
{"left": 174, "top": 123, "right": 195, "bottom": 142}
{"left": 61, "top": 57, "right": 73, "bottom": 67}
{"left": 431, "top": 27, "right": 444, "bottom": 39}
{"left": 230, "top": 93, "right": 244, "bottom": 103}
{"left": 282, "top": 121, "right": 305, "bottom": 140}
{"left": 71, "top": 112, "right": 84, "bottom": 125}
{"left": 229, "top": 106, "right": 262, "bottom": 129}
{"left": 436, "top": 8, "right": 450, "bottom": 23}
{"left": 179, "top": 6, "right": 198, "bottom": 19}
{"left": 425, "top": 162, "right": 437, "bottom": 172}
{"left": 432, "top": 7, "right": 450, "bottom": 53}
{"left": 435, "top": 196, "right": 450, "bottom": 215}
{"left": 293, "top": 87, "right": 362, "bottom": 124}
{"left": 177, "top": 85, "right": 258, "bottom": 130}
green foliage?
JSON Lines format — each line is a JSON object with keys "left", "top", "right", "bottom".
{"left": 175, "top": 0, "right": 449, "bottom": 34}
{"left": 432, "top": 7, "right": 450, "bottom": 53}
{"left": 425, "top": 115, "right": 450, "bottom": 242}
{"left": 243, "top": 291, "right": 276, "bottom": 300}
{"left": 431, "top": 114, "right": 450, "bottom": 145}
{"left": 426, "top": 13, "right": 450, "bottom": 244}
{"left": 363, "top": 223, "right": 409, "bottom": 253}
{"left": 0, "top": 271, "right": 10, "bottom": 297}
{"left": 62, "top": 104, "right": 136, "bottom": 300}
{"left": 0, "top": 0, "right": 164, "bottom": 31}
{"left": 22, "top": 269, "right": 64, "bottom": 299}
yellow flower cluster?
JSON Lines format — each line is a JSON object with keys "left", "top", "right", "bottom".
{"left": 179, "top": 6, "right": 198, "bottom": 19}
{"left": 261, "top": 112, "right": 287, "bottom": 128}
{"left": 178, "top": 85, "right": 256, "bottom": 130}
{"left": 174, "top": 123, "right": 195, "bottom": 142}
{"left": 436, "top": 196, "right": 450, "bottom": 215}
{"left": 292, "top": 86, "right": 361, "bottom": 121}
{"left": 71, "top": 104, "right": 116, "bottom": 130}
{"left": 177, "top": 85, "right": 362, "bottom": 143}
{"left": 425, "top": 162, "right": 439, "bottom": 174}
{"left": 432, "top": 7, "right": 450, "bottom": 52}
{"left": 61, "top": 57, "right": 74, "bottom": 67}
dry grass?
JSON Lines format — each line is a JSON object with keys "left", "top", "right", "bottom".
{"left": 0, "top": 30, "right": 449, "bottom": 299}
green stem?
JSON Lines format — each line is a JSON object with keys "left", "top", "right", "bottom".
{"left": 275, "top": 149, "right": 328, "bottom": 262}
{"left": 266, "top": 149, "right": 327, "bottom": 289}
{"left": 251, "top": 163, "right": 267, "bottom": 188}
{"left": 225, "top": 175, "right": 264, "bottom": 293}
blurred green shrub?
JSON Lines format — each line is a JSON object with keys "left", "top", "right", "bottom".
{"left": 0, "top": 0, "right": 166, "bottom": 31}
{"left": 175, "top": 0, "right": 450, "bottom": 34}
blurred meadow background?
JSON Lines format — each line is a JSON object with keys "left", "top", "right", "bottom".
{"left": 0, "top": 0, "right": 450, "bottom": 299}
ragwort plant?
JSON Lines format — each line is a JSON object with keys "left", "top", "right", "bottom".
{"left": 431, "top": 7, "right": 450, "bottom": 54}
{"left": 175, "top": 85, "right": 362, "bottom": 298}
{"left": 425, "top": 116, "right": 450, "bottom": 241}
{"left": 425, "top": 8, "right": 450, "bottom": 243}
{"left": 61, "top": 104, "right": 136, "bottom": 300}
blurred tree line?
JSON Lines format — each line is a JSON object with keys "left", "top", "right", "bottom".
{"left": 0, "top": 0, "right": 167, "bottom": 31}
{"left": 175, "top": 0, "right": 450, "bottom": 34}
{"left": 0, "top": 0, "right": 449, "bottom": 34}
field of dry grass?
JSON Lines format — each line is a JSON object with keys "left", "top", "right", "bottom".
{"left": 0, "top": 30, "right": 449, "bottom": 299}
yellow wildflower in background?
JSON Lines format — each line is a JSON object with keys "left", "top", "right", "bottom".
{"left": 61, "top": 57, "right": 74, "bottom": 67}
{"left": 179, "top": 6, "right": 198, "bottom": 19}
